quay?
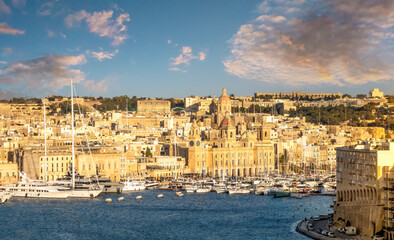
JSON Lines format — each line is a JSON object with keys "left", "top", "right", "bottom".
{"left": 296, "top": 217, "right": 369, "bottom": 240}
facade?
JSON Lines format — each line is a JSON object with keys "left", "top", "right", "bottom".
{"left": 137, "top": 99, "right": 171, "bottom": 113}
{"left": 369, "top": 88, "right": 384, "bottom": 98}
{"left": 184, "top": 88, "right": 276, "bottom": 178}
{"left": 334, "top": 141, "right": 394, "bottom": 238}
{"left": 22, "top": 146, "right": 72, "bottom": 181}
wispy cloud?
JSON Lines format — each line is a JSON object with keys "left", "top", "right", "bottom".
{"left": 87, "top": 49, "right": 119, "bottom": 61}
{"left": 169, "top": 67, "right": 182, "bottom": 72}
{"left": 0, "top": 60, "right": 7, "bottom": 64}
{"left": 3, "top": 47, "right": 12, "bottom": 54}
{"left": 167, "top": 39, "right": 172, "bottom": 44}
{"left": 224, "top": 0, "right": 394, "bottom": 86}
{"left": 0, "top": 55, "right": 87, "bottom": 93}
{"left": 172, "top": 46, "right": 195, "bottom": 65}
{"left": 47, "top": 30, "right": 55, "bottom": 38}
{"left": 171, "top": 46, "right": 206, "bottom": 65}
{"left": 82, "top": 79, "right": 108, "bottom": 93}
{"left": 37, "top": 2, "right": 54, "bottom": 16}
{"left": 255, "top": 15, "right": 286, "bottom": 23}
{"left": 65, "top": 10, "right": 130, "bottom": 46}
{"left": 11, "top": 0, "right": 26, "bottom": 8}
{"left": 199, "top": 52, "right": 206, "bottom": 61}
{"left": 0, "top": 23, "right": 25, "bottom": 35}
{"left": 0, "top": 0, "right": 11, "bottom": 14}
{"left": 170, "top": 46, "right": 207, "bottom": 71}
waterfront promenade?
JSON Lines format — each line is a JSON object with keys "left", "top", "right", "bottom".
{"left": 296, "top": 218, "right": 370, "bottom": 240}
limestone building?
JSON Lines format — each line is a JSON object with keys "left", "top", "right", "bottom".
{"left": 184, "top": 88, "right": 275, "bottom": 177}
{"left": 369, "top": 88, "right": 384, "bottom": 98}
{"left": 137, "top": 99, "right": 171, "bottom": 113}
{"left": 334, "top": 140, "right": 394, "bottom": 239}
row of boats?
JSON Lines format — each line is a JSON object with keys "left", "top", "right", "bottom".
{"left": 153, "top": 174, "right": 336, "bottom": 198}
{"left": 0, "top": 172, "right": 153, "bottom": 202}
{"left": 0, "top": 173, "right": 335, "bottom": 204}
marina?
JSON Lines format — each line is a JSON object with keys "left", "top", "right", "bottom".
{"left": 0, "top": 190, "right": 334, "bottom": 240}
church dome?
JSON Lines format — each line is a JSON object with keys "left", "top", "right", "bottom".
{"left": 219, "top": 88, "right": 231, "bottom": 102}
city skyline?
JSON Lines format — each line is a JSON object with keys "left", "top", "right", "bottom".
{"left": 0, "top": 0, "right": 393, "bottom": 99}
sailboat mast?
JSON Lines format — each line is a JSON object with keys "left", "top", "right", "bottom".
{"left": 44, "top": 98, "right": 47, "bottom": 181}
{"left": 174, "top": 131, "right": 177, "bottom": 179}
{"left": 71, "top": 79, "right": 75, "bottom": 189}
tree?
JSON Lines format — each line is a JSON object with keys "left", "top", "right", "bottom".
{"left": 145, "top": 147, "right": 153, "bottom": 157}
{"left": 356, "top": 94, "right": 367, "bottom": 99}
{"left": 343, "top": 94, "right": 352, "bottom": 98}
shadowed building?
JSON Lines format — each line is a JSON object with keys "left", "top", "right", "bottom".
{"left": 334, "top": 140, "right": 394, "bottom": 238}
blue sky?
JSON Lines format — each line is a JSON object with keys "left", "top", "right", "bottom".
{"left": 0, "top": 0, "right": 393, "bottom": 99}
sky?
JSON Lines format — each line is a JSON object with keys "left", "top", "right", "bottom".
{"left": 0, "top": 0, "right": 393, "bottom": 99}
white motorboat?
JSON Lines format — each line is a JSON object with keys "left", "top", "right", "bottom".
{"left": 228, "top": 188, "right": 250, "bottom": 195}
{"left": 0, "top": 191, "right": 13, "bottom": 203}
{"left": 122, "top": 180, "right": 146, "bottom": 192}
{"left": 214, "top": 187, "right": 227, "bottom": 194}
{"left": 196, "top": 188, "right": 211, "bottom": 193}
{"left": 185, "top": 185, "right": 198, "bottom": 193}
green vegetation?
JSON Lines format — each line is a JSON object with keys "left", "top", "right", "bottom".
{"left": 9, "top": 97, "right": 42, "bottom": 104}
{"left": 145, "top": 147, "right": 153, "bottom": 157}
{"left": 93, "top": 95, "right": 139, "bottom": 112}
{"left": 48, "top": 101, "right": 89, "bottom": 115}
{"left": 289, "top": 103, "right": 393, "bottom": 130}
{"left": 255, "top": 94, "right": 341, "bottom": 101}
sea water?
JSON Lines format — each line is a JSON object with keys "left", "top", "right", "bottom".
{"left": 0, "top": 190, "right": 334, "bottom": 240}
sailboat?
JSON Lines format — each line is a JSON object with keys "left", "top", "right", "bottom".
{"left": 50, "top": 80, "right": 103, "bottom": 198}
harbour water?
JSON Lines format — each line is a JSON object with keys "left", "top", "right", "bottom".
{"left": 0, "top": 191, "right": 334, "bottom": 240}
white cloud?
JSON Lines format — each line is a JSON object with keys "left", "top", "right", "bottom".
{"left": 0, "top": 60, "right": 7, "bottom": 64}
{"left": 0, "top": 23, "right": 25, "bottom": 35}
{"left": 168, "top": 39, "right": 172, "bottom": 44}
{"left": 3, "top": 47, "right": 12, "bottom": 54}
{"left": 11, "top": 0, "right": 26, "bottom": 8}
{"left": 224, "top": 0, "right": 394, "bottom": 86}
{"left": 47, "top": 30, "right": 55, "bottom": 38}
{"left": 169, "top": 67, "right": 181, "bottom": 71}
{"left": 87, "top": 49, "right": 118, "bottom": 61}
{"left": 0, "top": 0, "right": 10, "bottom": 14}
{"left": 256, "top": 15, "right": 286, "bottom": 23}
{"left": 60, "top": 32, "right": 66, "bottom": 38}
{"left": 0, "top": 55, "right": 87, "bottom": 92}
{"left": 171, "top": 46, "right": 206, "bottom": 65}
{"left": 65, "top": 10, "right": 130, "bottom": 46}
{"left": 82, "top": 79, "right": 108, "bottom": 93}
{"left": 172, "top": 46, "right": 196, "bottom": 66}
{"left": 37, "top": 2, "right": 54, "bottom": 16}
{"left": 199, "top": 52, "right": 206, "bottom": 61}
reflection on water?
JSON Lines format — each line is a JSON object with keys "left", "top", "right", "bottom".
{"left": 0, "top": 190, "right": 334, "bottom": 240}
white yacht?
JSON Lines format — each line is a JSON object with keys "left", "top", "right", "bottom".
{"left": 0, "top": 174, "right": 70, "bottom": 199}
{"left": 122, "top": 180, "right": 146, "bottom": 192}
{"left": 196, "top": 187, "right": 211, "bottom": 193}
{"left": 49, "top": 172, "right": 104, "bottom": 198}
{"left": 228, "top": 188, "right": 250, "bottom": 195}
{"left": 0, "top": 191, "right": 13, "bottom": 203}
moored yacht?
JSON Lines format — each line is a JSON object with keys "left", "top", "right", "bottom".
{"left": 1, "top": 174, "right": 70, "bottom": 199}
{"left": 122, "top": 180, "right": 146, "bottom": 192}
{"left": 228, "top": 188, "right": 250, "bottom": 195}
